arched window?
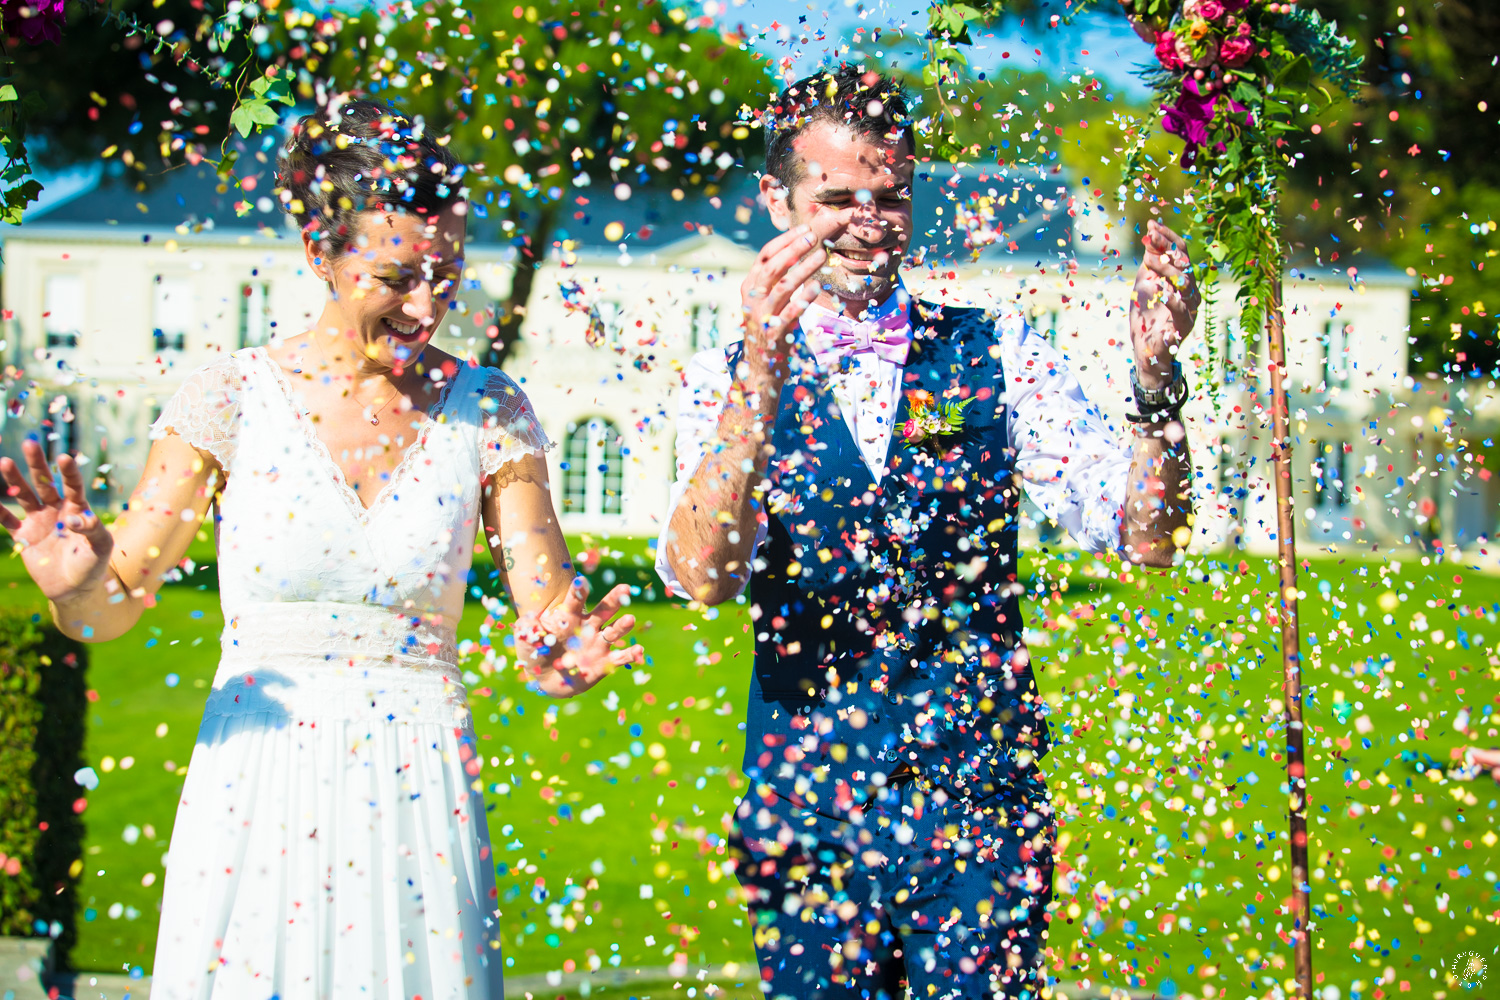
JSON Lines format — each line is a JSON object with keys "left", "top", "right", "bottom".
{"left": 238, "top": 282, "right": 272, "bottom": 348}
{"left": 43, "top": 274, "right": 83, "bottom": 350}
{"left": 561, "top": 417, "right": 624, "bottom": 518}
{"left": 691, "top": 303, "right": 722, "bottom": 351}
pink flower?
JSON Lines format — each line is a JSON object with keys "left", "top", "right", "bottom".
{"left": 1185, "top": 0, "right": 1226, "bottom": 20}
{"left": 901, "top": 420, "right": 923, "bottom": 443}
{"left": 1154, "top": 30, "right": 1184, "bottom": 71}
{"left": 1175, "top": 23, "right": 1220, "bottom": 68}
{"left": 1128, "top": 17, "right": 1159, "bottom": 44}
{"left": 1219, "top": 34, "right": 1255, "bottom": 67}
{"left": 2, "top": 0, "right": 65, "bottom": 44}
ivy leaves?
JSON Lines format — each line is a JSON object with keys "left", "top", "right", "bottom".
{"left": 0, "top": 79, "right": 46, "bottom": 224}
{"left": 921, "top": 0, "right": 1361, "bottom": 347}
{"left": 229, "top": 74, "right": 293, "bottom": 139}
{"left": 215, "top": 72, "right": 293, "bottom": 182}
{"left": 930, "top": 3, "right": 984, "bottom": 47}
{"left": 922, "top": 0, "right": 1021, "bottom": 88}
{"left": 0, "top": 179, "right": 41, "bottom": 226}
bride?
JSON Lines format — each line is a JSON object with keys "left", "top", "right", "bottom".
{"left": 0, "top": 100, "right": 638, "bottom": 995}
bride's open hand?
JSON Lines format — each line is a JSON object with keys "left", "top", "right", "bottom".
{"left": 0, "top": 440, "right": 115, "bottom": 604}
{"left": 1463, "top": 747, "right": 1500, "bottom": 783}
{"left": 516, "top": 579, "right": 644, "bottom": 697}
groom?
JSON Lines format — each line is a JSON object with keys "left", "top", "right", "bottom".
{"left": 656, "top": 67, "right": 1197, "bottom": 999}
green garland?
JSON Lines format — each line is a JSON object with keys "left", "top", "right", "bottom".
{"left": 1129, "top": 1, "right": 1362, "bottom": 352}
{"left": 923, "top": 0, "right": 1363, "bottom": 356}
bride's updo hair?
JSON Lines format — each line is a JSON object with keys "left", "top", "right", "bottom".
{"left": 276, "top": 98, "right": 466, "bottom": 255}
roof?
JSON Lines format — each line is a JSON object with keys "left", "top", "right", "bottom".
{"left": 17, "top": 156, "right": 1414, "bottom": 294}
{"left": 30, "top": 131, "right": 288, "bottom": 234}
{"left": 24, "top": 143, "right": 1083, "bottom": 266}
{"left": 531, "top": 163, "right": 1078, "bottom": 265}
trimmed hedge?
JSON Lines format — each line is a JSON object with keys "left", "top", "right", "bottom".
{"left": 0, "top": 610, "right": 87, "bottom": 966}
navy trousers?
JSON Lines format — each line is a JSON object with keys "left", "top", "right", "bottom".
{"left": 729, "top": 771, "right": 1054, "bottom": 1000}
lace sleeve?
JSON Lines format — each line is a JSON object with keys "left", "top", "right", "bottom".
{"left": 149, "top": 355, "right": 243, "bottom": 470}
{"left": 476, "top": 368, "right": 553, "bottom": 480}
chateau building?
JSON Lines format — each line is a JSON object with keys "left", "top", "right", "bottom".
{"left": 5, "top": 155, "right": 1464, "bottom": 559}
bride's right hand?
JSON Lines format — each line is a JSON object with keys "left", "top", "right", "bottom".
{"left": 516, "top": 579, "right": 644, "bottom": 697}
{"left": 0, "top": 440, "right": 115, "bottom": 604}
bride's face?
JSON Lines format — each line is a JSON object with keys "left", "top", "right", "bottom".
{"left": 313, "top": 206, "right": 467, "bottom": 368}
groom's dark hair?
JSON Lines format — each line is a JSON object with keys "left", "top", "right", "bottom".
{"left": 763, "top": 66, "right": 915, "bottom": 205}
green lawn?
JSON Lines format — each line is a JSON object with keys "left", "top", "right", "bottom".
{"left": 9, "top": 542, "right": 1498, "bottom": 1000}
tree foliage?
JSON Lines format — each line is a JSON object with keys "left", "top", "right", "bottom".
{"left": 923, "top": 0, "right": 1499, "bottom": 374}
{"left": 320, "top": 0, "right": 766, "bottom": 359}
{"left": 1273, "top": 0, "right": 1500, "bottom": 375}
{"left": 5, "top": 0, "right": 305, "bottom": 213}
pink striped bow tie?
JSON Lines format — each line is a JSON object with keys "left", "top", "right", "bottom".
{"left": 803, "top": 303, "right": 913, "bottom": 368}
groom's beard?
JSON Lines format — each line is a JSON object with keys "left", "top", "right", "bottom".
{"left": 821, "top": 242, "right": 903, "bottom": 303}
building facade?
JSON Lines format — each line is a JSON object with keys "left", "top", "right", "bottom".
{"left": 5, "top": 161, "right": 1468, "bottom": 559}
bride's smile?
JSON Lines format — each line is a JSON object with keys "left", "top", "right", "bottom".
{"left": 312, "top": 206, "right": 466, "bottom": 371}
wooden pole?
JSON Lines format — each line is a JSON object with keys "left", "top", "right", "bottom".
{"left": 1264, "top": 275, "right": 1314, "bottom": 997}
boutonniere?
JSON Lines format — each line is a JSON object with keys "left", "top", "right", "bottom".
{"left": 900, "top": 390, "right": 975, "bottom": 451}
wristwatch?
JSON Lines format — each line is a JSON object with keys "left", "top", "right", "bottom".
{"left": 1127, "top": 361, "right": 1188, "bottom": 423}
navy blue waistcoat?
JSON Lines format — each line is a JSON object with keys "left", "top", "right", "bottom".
{"left": 737, "top": 301, "right": 1049, "bottom": 806}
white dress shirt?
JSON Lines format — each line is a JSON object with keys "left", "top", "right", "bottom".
{"left": 654, "top": 292, "right": 1134, "bottom": 600}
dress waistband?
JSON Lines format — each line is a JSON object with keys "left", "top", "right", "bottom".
{"left": 208, "top": 602, "right": 469, "bottom": 725}
{"left": 220, "top": 601, "right": 459, "bottom": 669}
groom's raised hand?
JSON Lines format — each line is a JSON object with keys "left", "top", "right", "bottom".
{"left": 664, "top": 223, "right": 826, "bottom": 606}
{"left": 738, "top": 224, "right": 826, "bottom": 384}
{"left": 1120, "top": 220, "right": 1199, "bottom": 567}
{"left": 1129, "top": 220, "right": 1201, "bottom": 387}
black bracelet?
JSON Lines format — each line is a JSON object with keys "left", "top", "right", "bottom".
{"left": 1125, "top": 405, "right": 1185, "bottom": 425}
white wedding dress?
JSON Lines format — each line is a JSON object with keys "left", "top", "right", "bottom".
{"left": 145, "top": 346, "right": 549, "bottom": 998}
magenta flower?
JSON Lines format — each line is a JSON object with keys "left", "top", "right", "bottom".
{"left": 1164, "top": 77, "right": 1257, "bottom": 166}
{"left": 1221, "top": 0, "right": 1251, "bottom": 10}
{"left": 1163, "top": 79, "right": 1215, "bottom": 146}
{"left": 3, "top": 0, "right": 66, "bottom": 44}
{"left": 1219, "top": 34, "right": 1254, "bottom": 67}
{"left": 1162, "top": 78, "right": 1216, "bottom": 162}
{"left": 1229, "top": 96, "right": 1255, "bottom": 129}
{"left": 1154, "top": 29, "right": 1184, "bottom": 71}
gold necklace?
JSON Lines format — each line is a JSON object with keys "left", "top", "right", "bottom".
{"left": 356, "top": 387, "right": 397, "bottom": 426}
{"left": 312, "top": 334, "right": 408, "bottom": 426}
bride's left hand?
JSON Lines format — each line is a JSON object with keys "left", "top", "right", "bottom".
{"left": 517, "top": 579, "right": 644, "bottom": 697}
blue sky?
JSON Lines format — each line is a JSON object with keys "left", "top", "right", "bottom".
{"left": 710, "top": 0, "right": 1153, "bottom": 102}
